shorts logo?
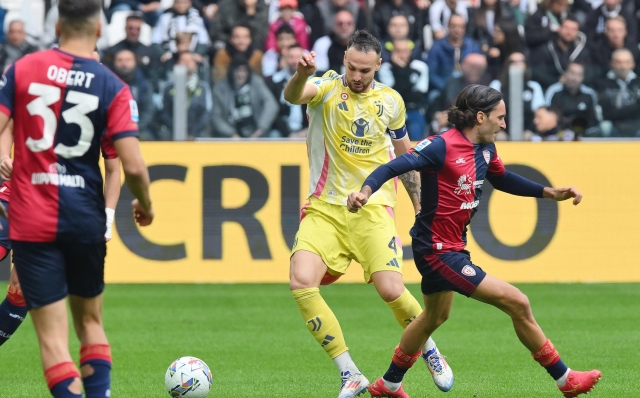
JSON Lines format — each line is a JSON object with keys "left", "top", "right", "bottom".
{"left": 455, "top": 157, "right": 466, "bottom": 164}
{"left": 454, "top": 174, "right": 473, "bottom": 195}
{"left": 461, "top": 265, "right": 476, "bottom": 276}
{"left": 386, "top": 258, "right": 399, "bottom": 268}
{"left": 351, "top": 118, "right": 369, "bottom": 137}
{"left": 483, "top": 150, "right": 491, "bottom": 164}
{"left": 340, "top": 92, "right": 349, "bottom": 100}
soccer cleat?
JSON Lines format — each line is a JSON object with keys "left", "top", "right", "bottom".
{"left": 558, "top": 369, "right": 602, "bottom": 397}
{"left": 337, "top": 371, "right": 369, "bottom": 398}
{"left": 422, "top": 347, "right": 454, "bottom": 392}
{"left": 368, "top": 378, "right": 410, "bottom": 398}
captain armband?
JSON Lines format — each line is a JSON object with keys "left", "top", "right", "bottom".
{"left": 387, "top": 125, "right": 408, "bottom": 140}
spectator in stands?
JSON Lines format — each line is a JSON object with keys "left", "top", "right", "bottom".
{"left": 429, "top": 0, "right": 470, "bottom": 41}
{"left": 525, "top": 0, "right": 568, "bottom": 50}
{"left": 212, "top": 56, "right": 279, "bottom": 138}
{"left": 161, "top": 31, "right": 211, "bottom": 83}
{"left": 584, "top": 0, "right": 636, "bottom": 47}
{"left": 430, "top": 53, "right": 491, "bottom": 133}
{"left": 486, "top": 19, "right": 523, "bottom": 80}
{"left": 0, "top": 21, "right": 38, "bottom": 72}
{"left": 193, "top": 0, "right": 220, "bottom": 22}
{"left": 213, "top": 24, "right": 263, "bottom": 82}
{"left": 312, "top": 9, "right": 356, "bottom": 74}
{"left": 426, "top": 13, "right": 481, "bottom": 93}
{"left": 160, "top": 52, "right": 213, "bottom": 140}
{"left": 211, "top": 0, "right": 269, "bottom": 51}
{"left": 490, "top": 53, "right": 545, "bottom": 133}
{"left": 314, "top": 0, "right": 368, "bottom": 38}
{"left": 378, "top": 38, "right": 429, "bottom": 140}
{"left": 267, "top": 44, "right": 309, "bottom": 137}
{"left": 529, "top": 106, "right": 578, "bottom": 141}
{"left": 262, "top": 24, "right": 298, "bottom": 77}
{"left": 597, "top": 49, "right": 640, "bottom": 137}
{"left": 152, "top": 0, "right": 210, "bottom": 60}
{"left": 297, "top": 0, "right": 327, "bottom": 47}
{"left": 108, "top": 0, "right": 162, "bottom": 27}
{"left": 467, "top": 0, "right": 508, "bottom": 53}
{"left": 545, "top": 62, "right": 601, "bottom": 136}
{"left": 372, "top": 0, "right": 423, "bottom": 43}
{"left": 104, "top": 12, "right": 162, "bottom": 92}
{"left": 590, "top": 16, "right": 640, "bottom": 79}
{"left": 530, "top": 16, "right": 590, "bottom": 90}
{"left": 42, "top": 5, "right": 110, "bottom": 50}
{"left": 265, "top": 0, "right": 310, "bottom": 51}
{"left": 380, "top": 15, "right": 424, "bottom": 63}
{"left": 111, "top": 49, "right": 155, "bottom": 140}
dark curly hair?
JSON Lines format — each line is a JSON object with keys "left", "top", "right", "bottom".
{"left": 447, "top": 84, "right": 503, "bottom": 131}
{"left": 347, "top": 30, "right": 382, "bottom": 56}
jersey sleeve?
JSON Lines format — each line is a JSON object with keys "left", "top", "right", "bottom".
{"left": 487, "top": 146, "right": 506, "bottom": 176}
{"left": 307, "top": 71, "right": 339, "bottom": 108}
{"left": 406, "top": 136, "right": 446, "bottom": 171}
{"left": 106, "top": 86, "right": 139, "bottom": 142}
{"left": 100, "top": 134, "right": 118, "bottom": 159}
{"left": 388, "top": 91, "right": 407, "bottom": 131}
{"left": 0, "top": 66, "right": 16, "bottom": 117}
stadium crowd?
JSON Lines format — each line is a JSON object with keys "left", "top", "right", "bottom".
{"left": 2, "top": 0, "right": 640, "bottom": 140}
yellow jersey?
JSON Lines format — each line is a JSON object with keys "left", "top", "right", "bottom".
{"left": 306, "top": 71, "right": 407, "bottom": 207}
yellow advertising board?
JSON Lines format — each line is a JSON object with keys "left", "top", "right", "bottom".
{"left": 105, "top": 141, "right": 640, "bottom": 283}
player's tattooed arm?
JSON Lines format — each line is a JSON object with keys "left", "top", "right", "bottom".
{"left": 399, "top": 170, "right": 421, "bottom": 213}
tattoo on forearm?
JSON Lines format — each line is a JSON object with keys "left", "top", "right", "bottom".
{"left": 399, "top": 171, "right": 420, "bottom": 207}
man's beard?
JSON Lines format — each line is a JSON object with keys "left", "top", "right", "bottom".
{"left": 115, "top": 68, "right": 135, "bottom": 83}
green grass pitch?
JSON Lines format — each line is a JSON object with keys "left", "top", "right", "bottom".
{"left": 0, "top": 283, "right": 638, "bottom": 397}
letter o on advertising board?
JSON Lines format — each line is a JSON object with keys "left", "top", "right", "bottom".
{"left": 471, "top": 165, "right": 558, "bottom": 261}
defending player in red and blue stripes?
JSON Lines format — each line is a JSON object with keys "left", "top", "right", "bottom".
{"left": 348, "top": 85, "right": 601, "bottom": 398}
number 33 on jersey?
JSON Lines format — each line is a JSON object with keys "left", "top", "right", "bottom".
{"left": 0, "top": 48, "right": 139, "bottom": 242}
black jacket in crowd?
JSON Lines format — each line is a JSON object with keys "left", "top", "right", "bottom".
{"left": 530, "top": 33, "right": 590, "bottom": 90}
{"left": 596, "top": 70, "right": 640, "bottom": 136}
{"left": 546, "top": 82, "right": 601, "bottom": 134}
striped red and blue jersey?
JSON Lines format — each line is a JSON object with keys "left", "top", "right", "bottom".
{"left": 0, "top": 48, "right": 138, "bottom": 242}
{"left": 406, "top": 128, "right": 506, "bottom": 254}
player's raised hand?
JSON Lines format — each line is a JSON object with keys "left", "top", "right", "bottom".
{"left": 297, "top": 51, "right": 317, "bottom": 78}
{"left": 0, "top": 157, "right": 13, "bottom": 180}
{"left": 545, "top": 186, "right": 582, "bottom": 205}
{"left": 347, "top": 192, "right": 368, "bottom": 213}
{"left": 132, "top": 199, "right": 154, "bottom": 226}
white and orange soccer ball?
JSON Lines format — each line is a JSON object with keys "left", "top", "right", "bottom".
{"left": 165, "top": 356, "right": 213, "bottom": 397}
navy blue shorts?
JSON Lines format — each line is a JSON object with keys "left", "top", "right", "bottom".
{"left": 11, "top": 241, "right": 106, "bottom": 309}
{"left": 0, "top": 200, "right": 10, "bottom": 256}
{"left": 414, "top": 250, "right": 487, "bottom": 297}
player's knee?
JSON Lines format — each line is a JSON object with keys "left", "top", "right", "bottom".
{"left": 378, "top": 284, "right": 406, "bottom": 303}
{"left": 508, "top": 291, "right": 532, "bottom": 319}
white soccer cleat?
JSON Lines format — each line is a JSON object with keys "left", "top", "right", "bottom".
{"left": 422, "top": 347, "right": 454, "bottom": 392}
{"left": 337, "top": 371, "right": 370, "bottom": 398}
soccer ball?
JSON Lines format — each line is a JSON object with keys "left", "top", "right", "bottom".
{"left": 165, "top": 356, "right": 213, "bottom": 397}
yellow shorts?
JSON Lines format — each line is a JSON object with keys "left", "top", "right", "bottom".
{"left": 292, "top": 197, "right": 404, "bottom": 282}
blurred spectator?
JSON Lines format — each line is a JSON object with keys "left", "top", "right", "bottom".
{"left": 152, "top": 0, "right": 210, "bottom": 60}
{"left": 211, "top": 0, "right": 269, "bottom": 51}
{"left": 108, "top": 0, "right": 162, "bottom": 27}
{"left": 596, "top": 49, "right": 640, "bottom": 137}
{"left": 160, "top": 52, "right": 213, "bottom": 140}
{"left": 111, "top": 49, "right": 155, "bottom": 140}
{"left": 104, "top": 13, "right": 162, "bottom": 92}
{"left": 161, "top": 32, "right": 211, "bottom": 83}
{"left": 297, "top": 0, "right": 327, "bottom": 47}
{"left": 193, "top": 0, "right": 220, "bottom": 21}
{"left": 486, "top": 19, "right": 523, "bottom": 79}
{"left": 212, "top": 56, "right": 279, "bottom": 138}
{"left": 584, "top": 0, "right": 636, "bottom": 47}
{"left": 528, "top": 106, "right": 578, "bottom": 141}
{"left": 0, "top": 7, "right": 6, "bottom": 44}
{"left": 525, "top": 0, "right": 568, "bottom": 50}
{"left": 530, "top": 16, "right": 590, "bottom": 90}
{"left": 213, "top": 24, "right": 263, "bottom": 82}
{"left": 265, "top": 0, "right": 310, "bottom": 51}
{"left": 262, "top": 24, "right": 298, "bottom": 77}
{"left": 589, "top": 16, "right": 640, "bottom": 78}
{"left": 42, "top": 6, "right": 110, "bottom": 50}
{"left": 429, "top": 0, "right": 470, "bottom": 41}
{"left": 545, "top": 62, "right": 601, "bottom": 136}
{"left": 430, "top": 53, "right": 490, "bottom": 132}
{"left": 504, "top": 0, "right": 527, "bottom": 30}
{"left": 467, "top": 0, "right": 509, "bottom": 53}
{"left": 315, "top": 0, "right": 368, "bottom": 38}
{"left": 380, "top": 15, "right": 424, "bottom": 63}
{"left": 490, "top": 53, "right": 545, "bottom": 132}
{"left": 426, "top": 13, "right": 482, "bottom": 92}
{"left": 267, "top": 44, "right": 309, "bottom": 137}
{"left": 313, "top": 10, "right": 356, "bottom": 73}
{"left": 378, "top": 39, "right": 429, "bottom": 140}
{"left": 0, "top": 21, "right": 38, "bottom": 72}
{"left": 372, "top": 0, "right": 423, "bottom": 43}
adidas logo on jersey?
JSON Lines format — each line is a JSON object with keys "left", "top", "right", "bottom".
{"left": 338, "top": 101, "right": 349, "bottom": 111}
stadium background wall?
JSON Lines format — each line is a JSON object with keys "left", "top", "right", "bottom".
{"left": 1, "top": 141, "right": 638, "bottom": 283}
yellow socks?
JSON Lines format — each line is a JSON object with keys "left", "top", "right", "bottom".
{"left": 386, "top": 288, "right": 422, "bottom": 328}
{"left": 292, "top": 288, "right": 348, "bottom": 359}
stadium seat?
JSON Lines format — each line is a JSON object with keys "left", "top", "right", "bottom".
{"left": 107, "top": 10, "right": 153, "bottom": 46}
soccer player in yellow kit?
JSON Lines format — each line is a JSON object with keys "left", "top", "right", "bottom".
{"left": 284, "top": 30, "right": 454, "bottom": 398}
